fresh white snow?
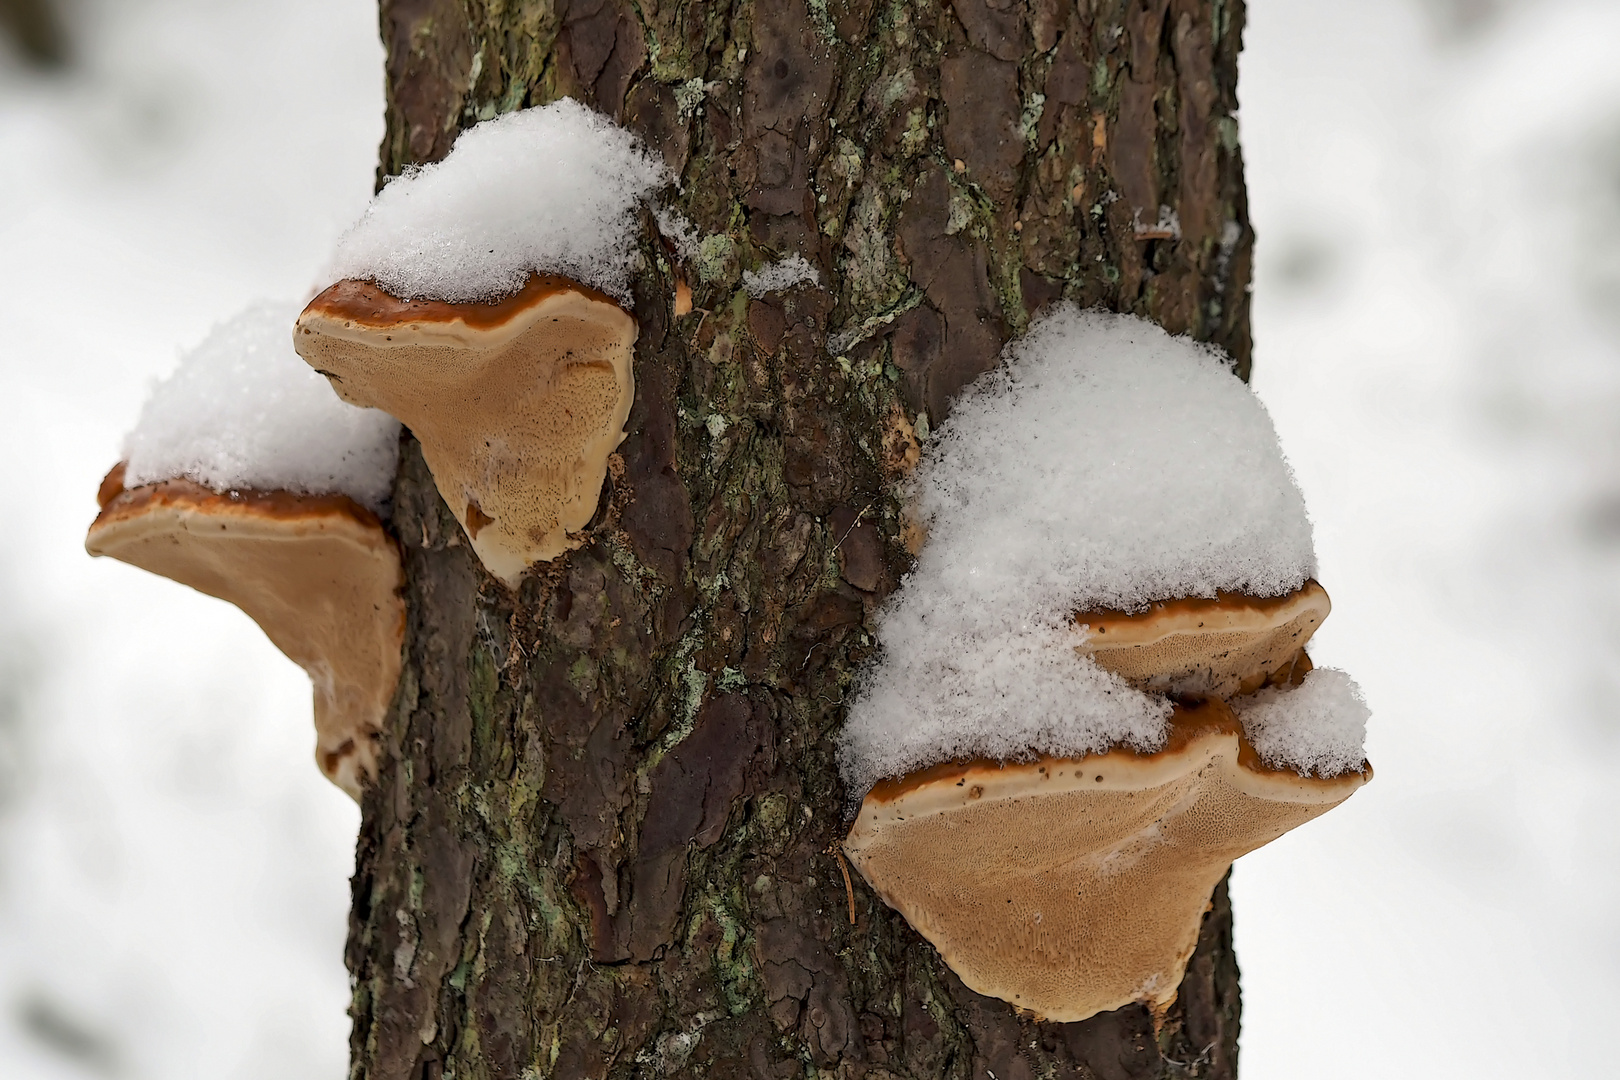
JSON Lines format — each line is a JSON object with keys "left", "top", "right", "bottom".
{"left": 1236, "top": 667, "right": 1370, "bottom": 777}
{"left": 326, "top": 98, "right": 669, "bottom": 303}
{"left": 654, "top": 206, "right": 701, "bottom": 264}
{"left": 122, "top": 302, "right": 401, "bottom": 512}
{"left": 741, "top": 254, "right": 820, "bottom": 296}
{"left": 838, "top": 306, "right": 1317, "bottom": 796}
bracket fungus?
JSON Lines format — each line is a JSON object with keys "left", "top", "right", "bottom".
{"left": 88, "top": 466, "right": 404, "bottom": 798}
{"left": 844, "top": 698, "right": 1368, "bottom": 1022}
{"left": 299, "top": 99, "right": 669, "bottom": 585}
{"left": 295, "top": 275, "right": 636, "bottom": 586}
{"left": 839, "top": 307, "right": 1372, "bottom": 1021}
{"left": 1078, "top": 580, "right": 1331, "bottom": 697}
{"left": 85, "top": 302, "right": 404, "bottom": 799}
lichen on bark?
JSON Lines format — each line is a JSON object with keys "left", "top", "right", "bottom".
{"left": 352, "top": 2, "right": 1254, "bottom": 1078}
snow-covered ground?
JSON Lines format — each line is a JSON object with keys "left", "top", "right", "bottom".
{"left": 0, "top": 0, "right": 1616, "bottom": 1077}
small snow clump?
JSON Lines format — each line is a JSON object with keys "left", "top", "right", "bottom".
{"left": 655, "top": 207, "right": 701, "bottom": 264}
{"left": 742, "top": 254, "right": 820, "bottom": 297}
{"left": 327, "top": 99, "right": 669, "bottom": 303}
{"left": 123, "top": 302, "right": 401, "bottom": 512}
{"left": 838, "top": 305, "right": 1318, "bottom": 796}
{"left": 1235, "top": 668, "right": 1369, "bottom": 777}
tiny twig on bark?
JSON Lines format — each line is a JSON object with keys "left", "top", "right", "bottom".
{"left": 827, "top": 843, "right": 857, "bottom": 926}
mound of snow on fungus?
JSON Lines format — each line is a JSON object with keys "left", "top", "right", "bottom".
{"left": 327, "top": 99, "right": 669, "bottom": 303}
{"left": 1237, "top": 668, "right": 1369, "bottom": 778}
{"left": 839, "top": 306, "right": 1320, "bottom": 797}
{"left": 123, "top": 302, "right": 400, "bottom": 512}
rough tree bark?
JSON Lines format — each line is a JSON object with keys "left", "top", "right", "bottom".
{"left": 349, "top": 2, "right": 1255, "bottom": 1078}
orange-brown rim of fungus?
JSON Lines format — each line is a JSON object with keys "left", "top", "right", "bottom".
{"left": 92, "top": 463, "right": 384, "bottom": 533}
{"left": 300, "top": 273, "right": 624, "bottom": 332}
{"left": 861, "top": 697, "right": 1369, "bottom": 808}
{"left": 1076, "top": 581, "right": 1328, "bottom": 638}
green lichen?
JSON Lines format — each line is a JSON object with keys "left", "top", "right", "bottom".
{"left": 1020, "top": 91, "right": 1047, "bottom": 150}
{"left": 878, "top": 67, "right": 917, "bottom": 113}
{"left": 806, "top": 0, "right": 838, "bottom": 46}
{"left": 566, "top": 654, "right": 597, "bottom": 699}
{"left": 675, "top": 76, "right": 708, "bottom": 118}
{"left": 696, "top": 233, "right": 738, "bottom": 284}
{"left": 899, "top": 107, "right": 930, "bottom": 156}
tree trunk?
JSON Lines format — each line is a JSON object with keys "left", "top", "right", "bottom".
{"left": 348, "top": 2, "right": 1255, "bottom": 1078}
{"left": 0, "top": 0, "right": 67, "bottom": 65}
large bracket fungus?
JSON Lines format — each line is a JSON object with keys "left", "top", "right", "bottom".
{"left": 294, "top": 275, "right": 636, "bottom": 586}
{"left": 88, "top": 467, "right": 403, "bottom": 799}
{"left": 839, "top": 307, "right": 1372, "bottom": 1023}
{"left": 844, "top": 698, "right": 1368, "bottom": 1022}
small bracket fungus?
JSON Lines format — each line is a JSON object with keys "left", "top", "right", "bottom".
{"left": 295, "top": 275, "right": 636, "bottom": 585}
{"left": 844, "top": 699, "right": 1368, "bottom": 1022}
{"left": 87, "top": 302, "right": 405, "bottom": 799}
{"left": 88, "top": 466, "right": 404, "bottom": 799}
{"left": 300, "top": 99, "right": 669, "bottom": 585}
{"left": 1078, "top": 581, "right": 1331, "bottom": 697}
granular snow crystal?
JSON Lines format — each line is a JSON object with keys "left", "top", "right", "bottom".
{"left": 122, "top": 302, "right": 401, "bottom": 512}
{"left": 742, "top": 254, "right": 821, "bottom": 297}
{"left": 1236, "top": 668, "right": 1370, "bottom": 778}
{"left": 326, "top": 99, "right": 669, "bottom": 303}
{"left": 838, "top": 305, "right": 1320, "bottom": 797}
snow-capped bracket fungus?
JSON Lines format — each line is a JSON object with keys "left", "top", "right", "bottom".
{"left": 85, "top": 304, "right": 404, "bottom": 800}
{"left": 295, "top": 99, "right": 667, "bottom": 586}
{"left": 839, "top": 307, "right": 1372, "bottom": 1021}
{"left": 1077, "top": 580, "right": 1331, "bottom": 698}
{"left": 296, "top": 276, "right": 636, "bottom": 586}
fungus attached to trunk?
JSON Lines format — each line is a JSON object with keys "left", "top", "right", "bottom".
{"left": 1077, "top": 580, "right": 1331, "bottom": 697}
{"left": 839, "top": 307, "right": 1374, "bottom": 1019}
{"left": 294, "top": 275, "right": 637, "bottom": 586}
{"left": 88, "top": 301, "right": 404, "bottom": 799}
{"left": 88, "top": 465, "right": 404, "bottom": 799}
{"left": 838, "top": 307, "right": 1323, "bottom": 797}
{"left": 843, "top": 699, "right": 1368, "bottom": 1023}
{"left": 301, "top": 98, "right": 669, "bottom": 585}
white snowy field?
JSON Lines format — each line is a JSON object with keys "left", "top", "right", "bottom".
{"left": 0, "top": 1, "right": 1615, "bottom": 1077}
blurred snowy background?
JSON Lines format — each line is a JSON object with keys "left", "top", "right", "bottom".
{"left": 0, "top": 0, "right": 1616, "bottom": 1076}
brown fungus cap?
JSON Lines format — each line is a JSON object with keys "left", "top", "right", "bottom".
{"left": 86, "top": 464, "right": 405, "bottom": 800}
{"left": 843, "top": 698, "right": 1369, "bottom": 1023}
{"left": 293, "top": 274, "right": 636, "bottom": 586}
{"left": 1076, "top": 580, "right": 1331, "bottom": 698}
